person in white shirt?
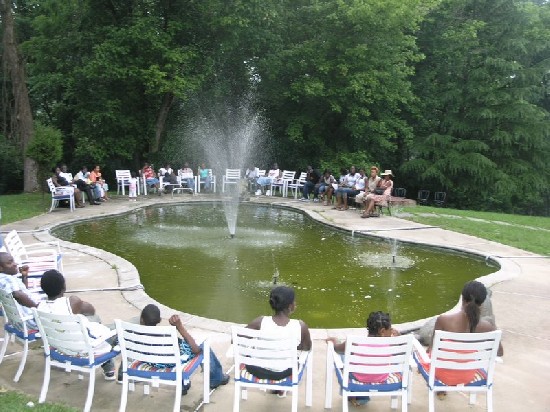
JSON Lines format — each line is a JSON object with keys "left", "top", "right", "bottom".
{"left": 257, "top": 163, "right": 281, "bottom": 195}
{"left": 334, "top": 165, "right": 361, "bottom": 210}
{"left": 245, "top": 286, "right": 311, "bottom": 381}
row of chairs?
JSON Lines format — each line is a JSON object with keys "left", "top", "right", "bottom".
{"left": 0, "top": 291, "right": 210, "bottom": 412}
{"left": 418, "top": 190, "right": 446, "bottom": 206}
{"left": 115, "top": 169, "right": 217, "bottom": 196}
{"left": 0, "top": 290, "right": 502, "bottom": 412}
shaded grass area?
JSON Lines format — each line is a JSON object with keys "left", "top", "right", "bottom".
{"left": 0, "top": 390, "right": 78, "bottom": 412}
{"left": 0, "top": 192, "right": 51, "bottom": 224}
{"left": 400, "top": 206, "right": 550, "bottom": 255}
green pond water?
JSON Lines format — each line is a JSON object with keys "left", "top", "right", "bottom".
{"left": 53, "top": 203, "right": 497, "bottom": 328}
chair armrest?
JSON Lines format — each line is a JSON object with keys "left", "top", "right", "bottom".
{"left": 298, "top": 350, "right": 311, "bottom": 367}
{"left": 327, "top": 341, "right": 344, "bottom": 369}
{"left": 90, "top": 329, "right": 117, "bottom": 348}
{"left": 412, "top": 337, "right": 430, "bottom": 364}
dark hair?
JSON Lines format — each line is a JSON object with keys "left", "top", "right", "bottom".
{"left": 141, "top": 304, "right": 161, "bottom": 326}
{"left": 366, "top": 311, "right": 392, "bottom": 336}
{"left": 462, "top": 281, "right": 487, "bottom": 333}
{"left": 269, "top": 286, "right": 295, "bottom": 313}
{"left": 41, "top": 270, "right": 66, "bottom": 298}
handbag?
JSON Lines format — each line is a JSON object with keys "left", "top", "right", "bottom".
{"left": 374, "top": 187, "right": 385, "bottom": 195}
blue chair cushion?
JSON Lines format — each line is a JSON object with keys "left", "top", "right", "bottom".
{"left": 50, "top": 347, "right": 119, "bottom": 367}
{"left": 333, "top": 364, "right": 404, "bottom": 392}
{"left": 125, "top": 354, "right": 203, "bottom": 381}
{"left": 237, "top": 363, "right": 306, "bottom": 387}
{"left": 4, "top": 324, "right": 39, "bottom": 341}
{"left": 414, "top": 353, "right": 487, "bottom": 387}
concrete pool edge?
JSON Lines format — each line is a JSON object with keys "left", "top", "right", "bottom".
{"left": 27, "top": 196, "right": 531, "bottom": 337}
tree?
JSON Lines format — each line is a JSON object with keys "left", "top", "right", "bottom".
{"left": 1, "top": 0, "right": 38, "bottom": 191}
{"left": 405, "top": 0, "right": 550, "bottom": 213}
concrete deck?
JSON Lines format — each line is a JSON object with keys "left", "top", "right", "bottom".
{"left": 0, "top": 194, "right": 548, "bottom": 411}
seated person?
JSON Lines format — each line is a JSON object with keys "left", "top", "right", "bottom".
{"left": 0, "top": 252, "right": 40, "bottom": 328}
{"left": 178, "top": 163, "right": 195, "bottom": 191}
{"left": 245, "top": 286, "right": 311, "bottom": 381}
{"left": 118, "top": 304, "right": 230, "bottom": 392}
{"left": 37, "top": 269, "right": 116, "bottom": 380}
{"left": 245, "top": 165, "right": 260, "bottom": 193}
{"left": 326, "top": 311, "right": 400, "bottom": 407}
{"left": 198, "top": 163, "right": 212, "bottom": 192}
{"left": 316, "top": 169, "right": 336, "bottom": 205}
{"left": 142, "top": 163, "right": 161, "bottom": 193}
{"left": 89, "top": 165, "right": 109, "bottom": 201}
{"left": 163, "top": 170, "right": 180, "bottom": 193}
{"left": 419, "top": 281, "right": 504, "bottom": 388}
{"left": 73, "top": 166, "right": 101, "bottom": 205}
{"left": 334, "top": 165, "right": 361, "bottom": 210}
{"left": 51, "top": 166, "right": 85, "bottom": 208}
{"left": 256, "top": 163, "right": 281, "bottom": 194}
{"left": 300, "top": 166, "right": 321, "bottom": 202}
{"left": 362, "top": 169, "right": 393, "bottom": 218}
{"left": 356, "top": 166, "right": 380, "bottom": 205}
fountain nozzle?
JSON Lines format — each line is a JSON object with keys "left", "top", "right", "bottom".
{"left": 230, "top": 233, "right": 235, "bottom": 239}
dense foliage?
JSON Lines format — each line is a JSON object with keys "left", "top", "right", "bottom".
{"left": 1, "top": 0, "right": 549, "bottom": 215}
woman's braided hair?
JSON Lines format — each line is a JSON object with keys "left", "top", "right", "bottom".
{"left": 366, "top": 311, "right": 391, "bottom": 336}
{"left": 462, "top": 281, "right": 487, "bottom": 333}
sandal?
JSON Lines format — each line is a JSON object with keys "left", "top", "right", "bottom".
{"left": 361, "top": 214, "right": 369, "bottom": 218}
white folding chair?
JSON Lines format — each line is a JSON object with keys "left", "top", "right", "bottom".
{"left": 0, "top": 290, "right": 40, "bottom": 382}
{"left": 325, "top": 334, "right": 414, "bottom": 412}
{"left": 288, "top": 172, "right": 307, "bottom": 199}
{"left": 231, "top": 326, "right": 312, "bottom": 412}
{"left": 32, "top": 309, "right": 119, "bottom": 412}
{"left": 222, "top": 169, "right": 242, "bottom": 193}
{"left": 270, "top": 171, "right": 296, "bottom": 197}
{"left": 116, "top": 319, "right": 210, "bottom": 412}
{"left": 3, "top": 230, "right": 63, "bottom": 275}
{"left": 47, "top": 178, "right": 75, "bottom": 212}
{"left": 196, "top": 169, "right": 217, "bottom": 193}
{"left": 413, "top": 330, "right": 502, "bottom": 412}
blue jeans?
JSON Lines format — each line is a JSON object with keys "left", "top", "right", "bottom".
{"left": 208, "top": 349, "right": 225, "bottom": 386}
{"left": 302, "top": 181, "right": 315, "bottom": 198}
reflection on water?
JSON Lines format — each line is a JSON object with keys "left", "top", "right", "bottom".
{"left": 53, "top": 203, "right": 497, "bottom": 327}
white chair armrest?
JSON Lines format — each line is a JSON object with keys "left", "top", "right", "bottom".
{"left": 412, "top": 337, "right": 430, "bottom": 364}
{"left": 326, "top": 342, "right": 344, "bottom": 369}
{"left": 90, "top": 329, "right": 117, "bottom": 348}
{"left": 298, "top": 350, "right": 311, "bottom": 367}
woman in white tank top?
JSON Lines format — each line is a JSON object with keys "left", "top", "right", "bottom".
{"left": 244, "top": 286, "right": 312, "bottom": 380}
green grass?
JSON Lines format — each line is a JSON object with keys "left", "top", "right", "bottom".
{"left": 400, "top": 206, "right": 550, "bottom": 255}
{"left": 0, "top": 192, "right": 51, "bottom": 224}
{"left": 0, "top": 390, "right": 78, "bottom": 412}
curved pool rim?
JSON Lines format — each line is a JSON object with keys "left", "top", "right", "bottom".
{"left": 42, "top": 198, "right": 510, "bottom": 334}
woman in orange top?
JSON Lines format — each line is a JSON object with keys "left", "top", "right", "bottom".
{"left": 424, "top": 281, "right": 504, "bottom": 388}
{"left": 89, "top": 165, "right": 109, "bottom": 201}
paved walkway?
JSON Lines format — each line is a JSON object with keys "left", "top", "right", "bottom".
{"left": 1, "top": 195, "right": 548, "bottom": 411}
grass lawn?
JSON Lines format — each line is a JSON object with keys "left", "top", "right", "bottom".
{"left": 400, "top": 206, "right": 550, "bottom": 255}
{"left": 0, "top": 192, "right": 50, "bottom": 224}
{"left": 0, "top": 390, "right": 78, "bottom": 412}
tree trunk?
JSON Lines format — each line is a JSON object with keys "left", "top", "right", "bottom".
{"left": 150, "top": 92, "right": 175, "bottom": 153}
{"left": 1, "top": 0, "right": 38, "bottom": 192}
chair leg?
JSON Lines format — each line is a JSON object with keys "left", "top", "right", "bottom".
{"left": 203, "top": 343, "right": 210, "bottom": 404}
{"left": 39, "top": 358, "right": 51, "bottom": 403}
{"left": 324, "top": 358, "right": 333, "bottom": 409}
{"left": 233, "top": 382, "right": 240, "bottom": 412}
{"left": 13, "top": 338, "right": 29, "bottom": 382}
{"left": 173, "top": 377, "right": 182, "bottom": 412}
{"left": 487, "top": 388, "right": 493, "bottom": 412}
{"left": 291, "top": 386, "right": 298, "bottom": 412}
{"left": 305, "top": 354, "right": 312, "bottom": 407}
{"left": 428, "top": 390, "right": 435, "bottom": 412}
{"left": 342, "top": 390, "right": 349, "bottom": 412}
{"left": 0, "top": 331, "right": 9, "bottom": 364}
{"left": 119, "top": 375, "right": 128, "bottom": 412}
{"left": 83, "top": 368, "right": 96, "bottom": 412}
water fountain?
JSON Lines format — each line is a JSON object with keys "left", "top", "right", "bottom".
{"left": 186, "top": 98, "right": 269, "bottom": 237}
